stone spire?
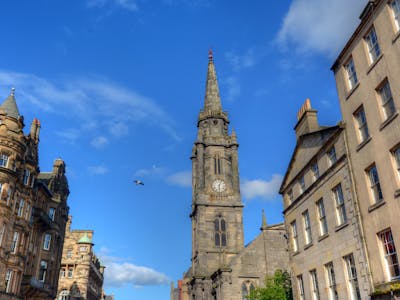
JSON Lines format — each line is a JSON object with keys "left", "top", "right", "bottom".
{"left": 260, "top": 209, "right": 268, "bottom": 231}
{"left": 203, "top": 49, "right": 222, "bottom": 113}
{"left": 1, "top": 87, "right": 20, "bottom": 119}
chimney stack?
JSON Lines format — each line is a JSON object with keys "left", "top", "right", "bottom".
{"left": 294, "top": 98, "right": 319, "bottom": 138}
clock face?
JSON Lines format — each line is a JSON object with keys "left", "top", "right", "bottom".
{"left": 212, "top": 179, "right": 226, "bottom": 192}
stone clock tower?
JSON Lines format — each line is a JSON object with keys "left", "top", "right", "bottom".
{"left": 189, "top": 51, "right": 244, "bottom": 298}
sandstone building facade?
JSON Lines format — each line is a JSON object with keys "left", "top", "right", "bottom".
{"left": 0, "top": 90, "right": 70, "bottom": 300}
{"left": 280, "top": 100, "right": 371, "bottom": 299}
{"left": 179, "top": 52, "right": 289, "bottom": 300}
{"left": 280, "top": 0, "right": 400, "bottom": 299}
{"left": 331, "top": 0, "right": 400, "bottom": 297}
{"left": 56, "top": 216, "right": 105, "bottom": 300}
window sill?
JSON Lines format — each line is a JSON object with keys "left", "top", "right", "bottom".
{"left": 394, "top": 189, "right": 400, "bottom": 198}
{"left": 366, "top": 53, "right": 383, "bottom": 75}
{"left": 304, "top": 242, "right": 313, "bottom": 250}
{"left": 335, "top": 222, "right": 349, "bottom": 232}
{"left": 318, "top": 233, "right": 329, "bottom": 242}
{"left": 356, "top": 136, "right": 372, "bottom": 152}
{"left": 346, "top": 82, "right": 360, "bottom": 100}
{"left": 393, "top": 30, "right": 400, "bottom": 44}
{"left": 368, "top": 200, "right": 386, "bottom": 213}
{"left": 292, "top": 250, "right": 300, "bottom": 257}
{"left": 379, "top": 111, "right": 398, "bottom": 131}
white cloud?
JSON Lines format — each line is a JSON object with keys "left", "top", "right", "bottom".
{"left": 109, "top": 121, "right": 129, "bottom": 137}
{"left": 99, "top": 251, "right": 169, "bottom": 288}
{"left": 241, "top": 174, "right": 283, "bottom": 200}
{"left": 134, "top": 165, "right": 165, "bottom": 177}
{"left": 222, "top": 76, "right": 241, "bottom": 102}
{"left": 87, "top": 0, "right": 138, "bottom": 11}
{"left": 91, "top": 136, "right": 109, "bottom": 148}
{"left": 0, "top": 71, "right": 180, "bottom": 142}
{"left": 225, "top": 49, "right": 256, "bottom": 72}
{"left": 277, "top": 0, "right": 366, "bottom": 57}
{"left": 88, "top": 165, "right": 109, "bottom": 175}
{"left": 167, "top": 170, "right": 191, "bottom": 187}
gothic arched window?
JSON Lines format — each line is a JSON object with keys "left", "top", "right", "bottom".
{"left": 242, "top": 281, "right": 255, "bottom": 300}
{"left": 214, "top": 216, "right": 226, "bottom": 247}
{"left": 242, "top": 283, "right": 248, "bottom": 300}
{"left": 214, "top": 155, "right": 222, "bottom": 175}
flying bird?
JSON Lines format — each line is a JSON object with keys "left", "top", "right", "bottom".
{"left": 134, "top": 180, "right": 144, "bottom": 186}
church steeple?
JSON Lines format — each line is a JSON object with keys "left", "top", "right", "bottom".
{"left": 190, "top": 51, "right": 244, "bottom": 282}
{"left": 198, "top": 51, "right": 229, "bottom": 125}
{"left": 204, "top": 50, "right": 222, "bottom": 114}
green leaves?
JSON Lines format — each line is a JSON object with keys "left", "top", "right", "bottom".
{"left": 247, "top": 270, "right": 293, "bottom": 300}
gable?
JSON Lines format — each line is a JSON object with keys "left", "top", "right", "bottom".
{"left": 280, "top": 126, "right": 340, "bottom": 193}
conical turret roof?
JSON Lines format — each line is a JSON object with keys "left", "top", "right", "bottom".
{"left": 1, "top": 88, "right": 20, "bottom": 119}
{"left": 78, "top": 232, "right": 93, "bottom": 244}
{"left": 203, "top": 50, "right": 222, "bottom": 113}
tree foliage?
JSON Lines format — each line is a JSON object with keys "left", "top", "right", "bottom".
{"left": 247, "top": 270, "right": 293, "bottom": 300}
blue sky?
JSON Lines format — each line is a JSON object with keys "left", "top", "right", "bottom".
{"left": 0, "top": 0, "right": 367, "bottom": 299}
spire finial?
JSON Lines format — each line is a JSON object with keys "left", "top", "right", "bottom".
{"left": 260, "top": 209, "right": 268, "bottom": 230}
{"left": 208, "top": 49, "right": 213, "bottom": 61}
{"left": 10, "top": 87, "right": 15, "bottom": 96}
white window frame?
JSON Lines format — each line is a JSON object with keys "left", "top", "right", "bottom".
{"left": 345, "top": 58, "right": 358, "bottom": 90}
{"left": 344, "top": 254, "right": 361, "bottom": 300}
{"left": 0, "top": 223, "right": 5, "bottom": 247}
{"left": 325, "top": 262, "right": 338, "bottom": 300}
{"left": 11, "top": 231, "right": 19, "bottom": 253}
{"left": 17, "top": 199, "right": 25, "bottom": 217}
{"left": 48, "top": 207, "right": 55, "bottom": 221}
{"left": 297, "top": 275, "right": 305, "bottom": 300}
{"left": 299, "top": 176, "right": 306, "bottom": 193}
{"left": 378, "top": 80, "right": 396, "bottom": 120}
{"left": 327, "top": 146, "right": 337, "bottom": 166}
{"left": 287, "top": 189, "right": 294, "bottom": 204}
{"left": 39, "top": 260, "right": 47, "bottom": 282}
{"left": 354, "top": 107, "right": 369, "bottom": 143}
{"left": 393, "top": 146, "right": 400, "bottom": 180}
{"left": 391, "top": 0, "right": 400, "bottom": 31}
{"left": 291, "top": 221, "right": 299, "bottom": 252}
{"left": 367, "top": 164, "right": 383, "bottom": 203}
{"left": 311, "top": 162, "right": 319, "bottom": 182}
{"left": 23, "top": 169, "right": 30, "bottom": 186}
{"left": 303, "top": 210, "right": 312, "bottom": 245}
{"left": 5, "top": 269, "right": 13, "bottom": 293}
{"left": 317, "top": 198, "right": 328, "bottom": 236}
{"left": 6, "top": 187, "right": 12, "bottom": 206}
{"left": 379, "top": 229, "right": 400, "bottom": 280}
{"left": 310, "top": 269, "right": 320, "bottom": 300}
{"left": 0, "top": 154, "right": 8, "bottom": 168}
{"left": 333, "top": 184, "right": 347, "bottom": 225}
{"left": 43, "top": 233, "right": 51, "bottom": 250}
{"left": 365, "top": 27, "right": 381, "bottom": 63}
{"left": 59, "top": 290, "right": 70, "bottom": 300}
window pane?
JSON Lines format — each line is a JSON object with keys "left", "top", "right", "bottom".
{"left": 221, "top": 233, "right": 226, "bottom": 246}
{"left": 214, "top": 219, "right": 219, "bottom": 231}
